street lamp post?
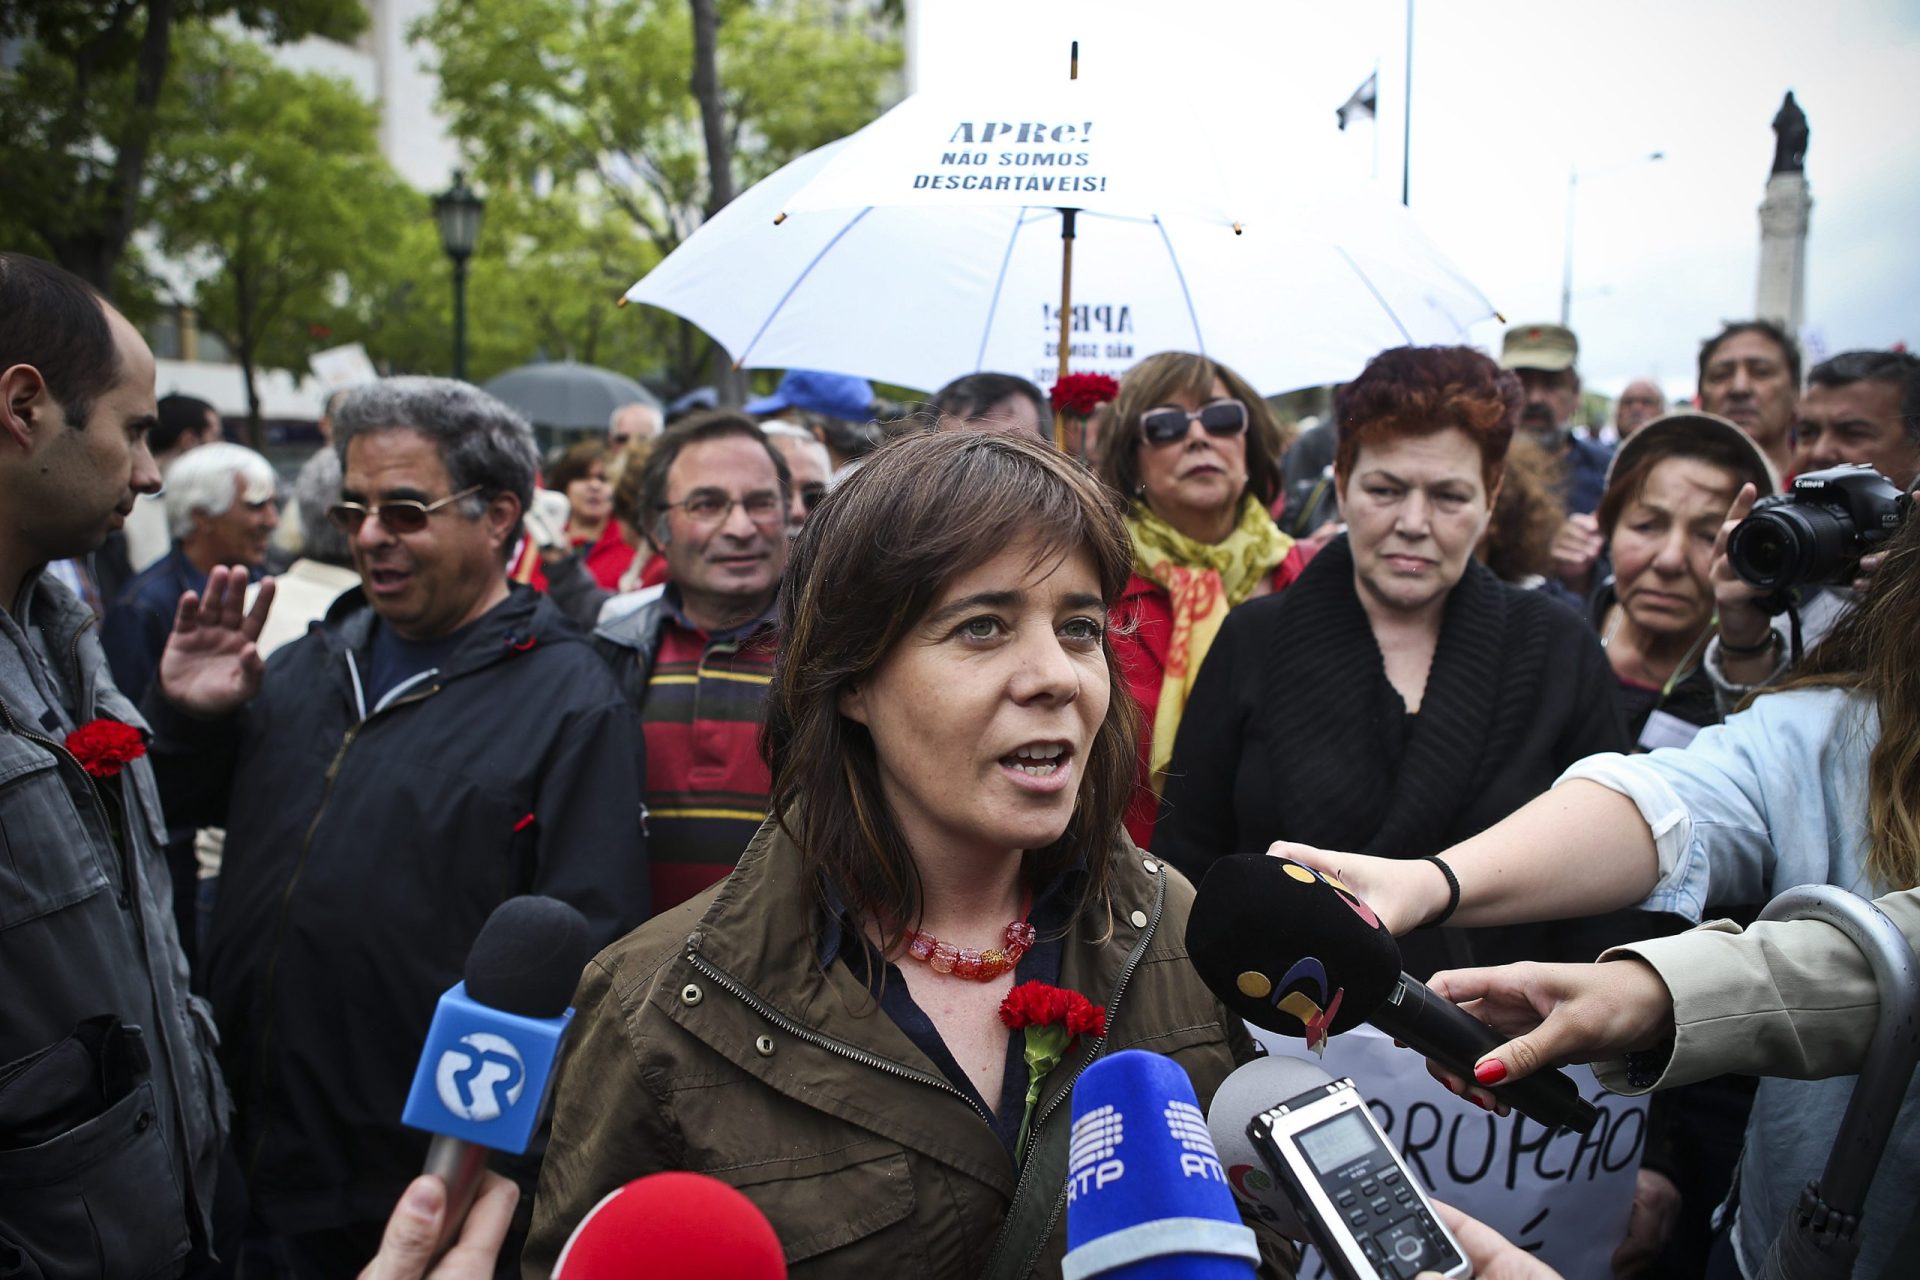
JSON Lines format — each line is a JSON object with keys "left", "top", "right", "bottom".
{"left": 432, "top": 170, "right": 485, "bottom": 382}
{"left": 1560, "top": 151, "right": 1664, "bottom": 328}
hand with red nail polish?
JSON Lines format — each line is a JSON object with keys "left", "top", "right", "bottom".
{"left": 1424, "top": 959, "right": 1676, "bottom": 1086}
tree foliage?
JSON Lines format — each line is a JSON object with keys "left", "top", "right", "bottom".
{"left": 0, "top": 0, "right": 366, "bottom": 293}
{"left": 145, "top": 28, "right": 420, "bottom": 440}
{"left": 415, "top": 0, "right": 902, "bottom": 388}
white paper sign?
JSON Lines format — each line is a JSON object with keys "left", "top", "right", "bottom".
{"left": 308, "top": 342, "right": 379, "bottom": 393}
{"left": 1251, "top": 1024, "right": 1644, "bottom": 1280}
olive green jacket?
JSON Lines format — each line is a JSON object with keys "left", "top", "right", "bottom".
{"left": 525, "top": 820, "right": 1297, "bottom": 1278}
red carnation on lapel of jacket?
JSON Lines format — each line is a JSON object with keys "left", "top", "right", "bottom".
{"left": 1000, "top": 981, "right": 1108, "bottom": 1160}
{"left": 65, "top": 718, "right": 147, "bottom": 778}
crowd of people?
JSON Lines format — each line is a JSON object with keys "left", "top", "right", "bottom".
{"left": 3, "top": 241, "right": 1917, "bottom": 1280}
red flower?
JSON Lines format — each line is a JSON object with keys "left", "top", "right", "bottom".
{"left": 999, "top": 980, "right": 1106, "bottom": 1045}
{"left": 1049, "top": 372, "right": 1119, "bottom": 418}
{"left": 1000, "top": 981, "right": 1110, "bottom": 1162}
{"left": 65, "top": 718, "right": 147, "bottom": 779}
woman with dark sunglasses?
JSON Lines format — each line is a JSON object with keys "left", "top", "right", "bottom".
{"left": 1096, "top": 352, "right": 1307, "bottom": 850}
{"left": 1153, "top": 346, "right": 1629, "bottom": 980}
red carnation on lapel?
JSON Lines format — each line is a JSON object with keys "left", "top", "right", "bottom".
{"left": 65, "top": 719, "right": 147, "bottom": 778}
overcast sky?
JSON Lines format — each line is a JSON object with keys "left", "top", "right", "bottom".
{"left": 913, "top": 0, "right": 1919, "bottom": 400}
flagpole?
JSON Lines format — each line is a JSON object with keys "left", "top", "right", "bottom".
{"left": 1370, "top": 61, "right": 1380, "bottom": 182}
{"left": 1055, "top": 39, "right": 1080, "bottom": 453}
{"left": 1402, "top": 0, "right": 1413, "bottom": 206}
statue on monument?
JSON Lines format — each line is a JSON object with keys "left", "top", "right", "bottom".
{"left": 1771, "top": 91, "right": 1809, "bottom": 175}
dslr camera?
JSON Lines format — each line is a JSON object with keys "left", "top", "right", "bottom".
{"left": 1728, "top": 464, "right": 1909, "bottom": 599}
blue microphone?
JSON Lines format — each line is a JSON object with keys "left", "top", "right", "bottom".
{"left": 401, "top": 895, "right": 591, "bottom": 1259}
{"left": 1063, "top": 1049, "right": 1261, "bottom": 1279}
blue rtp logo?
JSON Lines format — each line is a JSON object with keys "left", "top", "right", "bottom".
{"left": 402, "top": 982, "right": 573, "bottom": 1154}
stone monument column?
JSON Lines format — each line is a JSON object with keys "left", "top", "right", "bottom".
{"left": 1756, "top": 91, "right": 1812, "bottom": 332}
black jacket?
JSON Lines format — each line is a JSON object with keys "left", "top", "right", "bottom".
{"left": 148, "top": 585, "right": 650, "bottom": 1234}
{"left": 1154, "top": 536, "right": 1630, "bottom": 977}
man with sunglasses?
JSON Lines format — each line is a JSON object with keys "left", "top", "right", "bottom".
{"left": 146, "top": 377, "right": 649, "bottom": 1273}
{"left": 593, "top": 411, "right": 791, "bottom": 913}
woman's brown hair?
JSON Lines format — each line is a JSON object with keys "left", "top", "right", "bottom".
{"left": 764, "top": 430, "right": 1140, "bottom": 948}
{"left": 1479, "top": 433, "right": 1568, "bottom": 583}
{"left": 1772, "top": 507, "right": 1920, "bottom": 890}
{"left": 546, "top": 439, "right": 610, "bottom": 494}
{"left": 1335, "top": 345, "right": 1521, "bottom": 495}
{"left": 1097, "top": 352, "right": 1284, "bottom": 508}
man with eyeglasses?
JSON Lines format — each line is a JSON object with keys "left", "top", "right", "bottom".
{"left": 594, "top": 411, "right": 791, "bottom": 912}
{"left": 145, "top": 377, "right": 649, "bottom": 1273}
{"left": 608, "top": 400, "right": 662, "bottom": 448}
{"left": 761, "top": 421, "right": 832, "bottom": 532}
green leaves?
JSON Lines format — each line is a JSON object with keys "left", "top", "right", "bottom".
{"left": 415, "top": 0, "right": 902, "bottom": 386}
{"left": 146, "top": 28, "right": 426, "bottom": 426}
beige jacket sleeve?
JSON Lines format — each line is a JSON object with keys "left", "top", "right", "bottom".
{"left": 1593, "top": 886, "right": 1919, "bottom": 1093}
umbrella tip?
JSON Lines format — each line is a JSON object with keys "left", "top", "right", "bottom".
{"left": 1232, "top": 222, "right": 1243, "bottom": 235}
{"left": 615, "top": 295, "right": 629, "bottom": 309}
{"left": 1494, "top": 310, "right": 1507, "bottom": 323}
{"left": 773, "top": 211, "right": 789, "bottom": 226}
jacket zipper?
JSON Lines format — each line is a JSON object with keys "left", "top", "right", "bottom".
{"left": 245, "top": 683, "right": 443, "bottom": 1179}
{"left": 683, "top": 941, "right": 995, "bottom": 1126}
{"left": 991, "top": 867, "right": 1167, "bottom": 1279}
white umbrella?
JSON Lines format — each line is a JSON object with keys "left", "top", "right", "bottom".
{"left": 624, "top": 85, "right": 1497, "bottom": 402}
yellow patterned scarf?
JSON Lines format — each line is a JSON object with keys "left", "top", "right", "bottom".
{"left": 1127, "top": 496, "right": 1293, "bottom": 787}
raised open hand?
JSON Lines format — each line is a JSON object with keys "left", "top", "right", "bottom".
{"left": 157, "top": 565, "right": 276, "bottom": 717}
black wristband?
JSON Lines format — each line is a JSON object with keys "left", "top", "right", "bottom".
{"left": 1718, "top": 629, "right": 1778, "bottom": 658}
{"left": 1423, "top": 855, "right": 1460, "bottom": 928}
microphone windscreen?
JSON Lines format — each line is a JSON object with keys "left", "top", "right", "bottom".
{"left": 1186, "top": 855, "right": 1399, "bottom": 1048}
{"left": 1064, "top": 1049, "right": 1259, "bottom": 1278}
{"left": 463, "top": 895, "right": 592, "bottom": 1018}
{"left": 553, "top": 1172, "right": 787, "bottom": 1279}
{"left": 1206, "top": 1057, "right": 1338, "bottom": 1240}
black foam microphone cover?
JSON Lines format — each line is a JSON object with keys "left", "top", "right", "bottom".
{"left": 1187, "top": 854, "right": 1400, "bottom": 1043}
{"left": 463, "top": 895, "right": 592, "bottom": 1018}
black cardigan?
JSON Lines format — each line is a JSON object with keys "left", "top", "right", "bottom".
{"left": 1153, "top": 536, "right": 1631, "bottom": 977}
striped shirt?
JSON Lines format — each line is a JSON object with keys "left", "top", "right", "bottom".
{"left": 641, "top": 593, "right": 778, "bottom": 913}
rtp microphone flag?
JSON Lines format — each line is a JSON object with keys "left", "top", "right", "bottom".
{"left": 1062, "top": 1049, "right": 1260, "bottom": 1279}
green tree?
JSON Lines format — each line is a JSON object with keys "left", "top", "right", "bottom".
{"left": 0, "top": 0, "right": 365, "bottom": 295}
{"left": 459, "top": 184, "right": 673, "bottom": 386}
{"left": 144, "top": 29, "right": 421, "bottom": 442}
{"left": 415, "top": 0, "right": 902, "bottom": 390}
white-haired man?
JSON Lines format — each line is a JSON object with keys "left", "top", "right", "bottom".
{"left": 609, "top": 400, "right": 662, "bottom": 447}
{"left": 102, "top": 440, "right": 278, "bottom": 702}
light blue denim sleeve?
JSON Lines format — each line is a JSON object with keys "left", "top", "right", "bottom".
{"left": 1555, "top": 688, "right": 1871, "bottom": 923}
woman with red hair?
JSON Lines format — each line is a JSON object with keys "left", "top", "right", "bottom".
{"left": 1153, "top": 345, "right": 1629, "bottom": 978}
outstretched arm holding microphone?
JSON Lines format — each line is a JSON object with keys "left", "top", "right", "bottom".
{"left": 1279, "top": 506, "right": 1920, "bottom": 1279}
{"left": 1423, "top": 883, "right": 1920, "bottom": 1106}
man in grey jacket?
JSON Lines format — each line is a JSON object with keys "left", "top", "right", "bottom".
{"left": 0, "top": 252, "right": 227, "bottom": 1275}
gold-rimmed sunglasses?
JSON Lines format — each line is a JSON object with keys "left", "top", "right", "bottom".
{"left": 326, "top": 485, "right": 484, "bottom": 535}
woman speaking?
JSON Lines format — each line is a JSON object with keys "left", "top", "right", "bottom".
{"left": 524, "top": 431, "right": 1294, "bottom": 1278}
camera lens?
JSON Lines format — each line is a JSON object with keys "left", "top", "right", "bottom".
{"left": 1728, "top": 505, "right": 1854, "bottom": 590}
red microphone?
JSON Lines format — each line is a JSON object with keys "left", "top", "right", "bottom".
{"left": 552, "top": 1172, "right": 788, "bottom": 1279}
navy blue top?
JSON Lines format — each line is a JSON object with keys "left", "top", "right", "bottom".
{"left": 101, "top": 546, "right": 208, "bottom": 704}
{"left": 1560, "top": 434, "right": 1615, "bottom": 516}
{"left": 364, "top": 616, "right": 481, "bottom": 707}
{"left": 819, "top": 866, "right": 1081, "bottom": 1163}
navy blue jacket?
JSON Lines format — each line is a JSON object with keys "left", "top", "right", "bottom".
{"left": 147, "top": 584, "right": 649, "bottom": 1234}
{"left": 101, "top": 546, "right": 204, "bottom": 704}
